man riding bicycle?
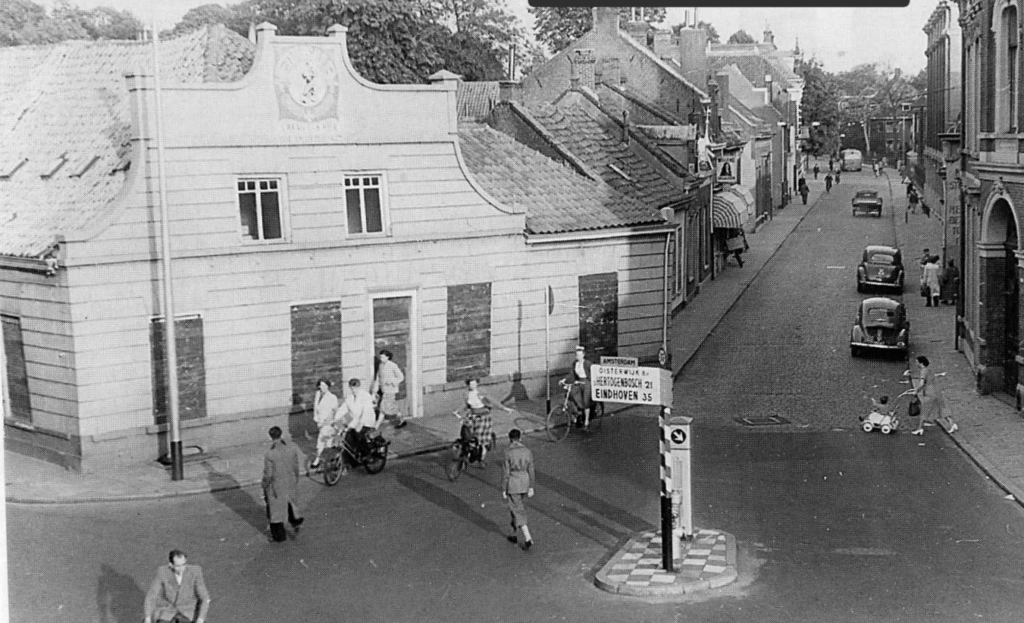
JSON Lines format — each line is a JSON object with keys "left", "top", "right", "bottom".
{"left": 563, "top": 345, "right": 595, "bottom": 430}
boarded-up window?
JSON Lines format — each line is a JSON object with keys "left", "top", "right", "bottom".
{"left": 151, "top": 316, "right": 207, "bottom": 423}
{"left": 578, "top": 273, "right": 618, "bottom": 359}
{"left": 290, "top": 301, "right": 342, "bottom": 408}
{"left": 1, "top": 315, "right": 32, "bottom": 422}
{"left": 446, "top": 283, "right": 491, "bottom": 382}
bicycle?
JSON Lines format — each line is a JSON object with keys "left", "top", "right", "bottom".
{"left": 445, "top": 411, "right": 496, "bottom": 482}
{"left": 317, "top": 428, "right": 389, "bottom": 486}
{"left": 546, "top": 379, "right": 605, "bottom": 442}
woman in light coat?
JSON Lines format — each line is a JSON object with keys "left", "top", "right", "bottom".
{"left": 905, "top": 356, "right": 957, "bottom": 436}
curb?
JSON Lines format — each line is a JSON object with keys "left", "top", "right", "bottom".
{"left": 593, "top": 529, "right": 738, "bottom": 597}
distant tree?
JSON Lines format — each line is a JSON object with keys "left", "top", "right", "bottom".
{"left": 796, "top": 57, "right": 840, "bottom": 156}
{"left": 726, "top": 29, "right": 755, "bottom": 44}
{"left": 697, "top": 20, "right": 719, "bottom": 44}
{"left": 53, "top": 2, "right": 144, "bottom": 40}
{"left": 530, "top": 6, "right": 666, "bottom": 54}
{"left": 423, "top": 0, "right": 524, "bottom": 80}
{"left": 168, "top": 2, "right": 258, "bottom": 38}
{"left": 0, "top": 0, "right": 86, "bottom": 45}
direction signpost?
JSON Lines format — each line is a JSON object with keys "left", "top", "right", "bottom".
{"left": 591, "top": 364, "right": 677, "bottom": 570}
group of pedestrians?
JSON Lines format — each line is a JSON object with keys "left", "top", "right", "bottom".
{"left": 918, "top": 248, "right": 959, "bottom": 307}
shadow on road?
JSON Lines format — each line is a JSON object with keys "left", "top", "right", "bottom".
{"left": 203, "top": 461, "right": 268, "bottom": 534}
{"left": 536, "top": 469, "right": 653, "bottom": 533}
{"left": 96, "top": 563, "right": 144, "bottom": 623}
{"left": 395, "top": 473, "right": 505, "bottom": 537}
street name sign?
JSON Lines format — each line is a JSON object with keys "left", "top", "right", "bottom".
{"left": 600, "top": 356, "right": 638, "bottom": 366}
{"left": 590, "top": 365, "right": 672, "bottom": 406}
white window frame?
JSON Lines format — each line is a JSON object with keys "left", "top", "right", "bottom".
{"left": 994, "top": 1, "right": 1020, "bottom": 134}
{"left": 343, "top": 173, "right": 390, "bottom": 237}
{"left": 236, "top": 176, "right": 289, "bottom": 243}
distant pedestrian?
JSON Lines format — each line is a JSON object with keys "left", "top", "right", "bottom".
{"left": 144, "top": 549, "right": 210, "bottom": 623}
{"left": 503, "top": 428, "right": 535, "bottom": 551}
{"left": 919, "top": 248, "right": 931, "bottom": 267}
{"left": 908, "top": 190, "right": 919, "bottom": 214}
{"left": 800, "top": 183, "right": 809, "bottom": 205}
{"left": 872, "top": 162, "right": 879, "bottom": 177}
{"left": 921, "top": 255, "right": 941, "bottom": 307}
{"left": 372, "top": 349, "right": 407, "bottom": 429}
{"left": 825, "top": 173, "right": 833, "bottom": 192}
{"left": 813, "top": 163, "right": 820, "bottom": 180}
{"left": 941, "top": 259, "right": 959, "bottom": 305}
{"left": 829, "top": 157, "right": 834, "bottom": 172}
{"left": 905, "top": 356, "right": 957, "bottom": 435}
{"left": 263, "top": 426, "right": 304, "bottom": 542}
{"left": 309, "top": 378, "right": 340, "bottom": 471}
{"left": 835, "top": 170, "right": 841, "bottom": 184}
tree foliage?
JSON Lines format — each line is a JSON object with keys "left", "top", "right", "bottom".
{"left": 796, "top": 57, "right": 841, "bottom": 156}
{"left": 833, "top": 63, "right": 920, "bottom": 157}
{"left": 529, "top": 6, "right": 666, "bottom": 55}
{"left": 726, "top": 29, "right": 755, "bottom": 44}
{"left": 697, "top": 20, "right": 719, "bottom": 44}
{"left": 53, "top": 1, "right": 144, "bottom": 40}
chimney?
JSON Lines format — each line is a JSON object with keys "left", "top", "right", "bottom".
{"left": 498, "top": 80, "right": 522, "bottom": 103}
{"left": 248, "top": 21, "right": 256, "bottom": 44}
{"left": 677, "top": 27, "right": 707, "bottom": 88}
{"left": 708, "top": 76, "right": 720, "bottom": 138}
{"left": 764, "top": 73, "right": 773, "bottom": 106}
{"left": 624, "top": 19, "right": 652, "bottom": 44}
{"left": 569, "top": 48, "right": 597, "bottom": 92}
{"left": 715, "top": 71, "right": 730, "bottom": 131}
{"left": 592, "top": 7, "right": 619, "bottom": 38}
{"left": 652, "top": 30, "right": 674, "bottom": 60}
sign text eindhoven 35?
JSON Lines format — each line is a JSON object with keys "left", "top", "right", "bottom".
{"left": 590, "top": 365, "right": 672, "bottom": 406}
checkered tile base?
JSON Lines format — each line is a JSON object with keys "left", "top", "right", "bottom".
{"left": 601, "top": 529, "right": 730, "bottom": 588}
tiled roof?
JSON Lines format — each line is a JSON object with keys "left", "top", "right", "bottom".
{"left": 458, "top": 123, "right": 661, "bottom": 235}
{"left": 456, "top": 81, "right": 500, "bottom": 120}
{"left": 522, "top": 102, "right": 689, "bottom": 210}
{"left": 708, "top": 52, "right": 799, "bottom": 88}
{"left": 0, "top": 25, "right": 254, "bottom": 258}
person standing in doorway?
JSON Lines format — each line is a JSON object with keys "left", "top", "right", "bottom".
{"left": 309, "top": 378, "right": 340, "bottom": 472}
{"left": 373, "top": 349, "right": 407, "bottom": 429}
{"left": 905, "top": 356, "right": 958, "bottom": 435}
{"left": 941, "top": 259, "right": 960, "bottom": 305}
{"left": 262, "top": 426, "right": 304, "bottom": 542}
{"left": 144, "top": 549, "right": 210, "bottom": 623}
{"left": 502, "top": 428, "right": 535, "bottom": 551}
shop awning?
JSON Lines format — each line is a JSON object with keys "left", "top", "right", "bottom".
{"left": 712, "top": 189, "right": 751, "bottom": 229}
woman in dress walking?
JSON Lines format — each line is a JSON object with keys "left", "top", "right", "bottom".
{"left": 905, "top": 356, "right": 957, "bottom": 435}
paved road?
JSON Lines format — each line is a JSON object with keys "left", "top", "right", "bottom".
{"left": 675, "top": 169, "right": 1024, "bottom": 622}
{"left": 10, "top": 170, "right": 1024, "bottom": 622}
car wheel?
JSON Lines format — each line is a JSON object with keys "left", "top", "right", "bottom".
{"left": 856, "top": 281, "right": 865, "bottom": 293}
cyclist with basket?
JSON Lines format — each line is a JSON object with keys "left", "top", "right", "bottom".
{"left": 458, "top": 378, "right": 509, "bottom": 465}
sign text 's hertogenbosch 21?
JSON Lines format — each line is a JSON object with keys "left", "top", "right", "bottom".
{"left": 590, "top": 364, "right": 672, "bottom": 406}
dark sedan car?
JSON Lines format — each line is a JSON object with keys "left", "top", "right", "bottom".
{"left": 850, "top": 297, "right": 910, "bottom": 358}
{"left": 852, "top": 189, "right": 883, "bottom": 217}
{"left": 857, "top": 245, "right": 904, "bottom": 292}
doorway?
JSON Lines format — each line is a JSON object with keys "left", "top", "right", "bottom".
{"left": 371, "top": 294, "right": 417, "bottom": 417}
{"left": 1004, "top": 230, "right": 1020, "bottom": 396}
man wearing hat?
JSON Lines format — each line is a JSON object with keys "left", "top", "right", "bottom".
{"left": 562, "top": 345, "right": 595, "bottom": 430}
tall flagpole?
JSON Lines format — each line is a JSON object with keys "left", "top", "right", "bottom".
{"left": 545, "top": 286, "right": 551, "bottom": 415}
{"left": 151, "top": 3, "right": 183, "bottom": 480}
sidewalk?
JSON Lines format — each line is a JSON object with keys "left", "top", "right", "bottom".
{"left": 3, "top": 401, "right": 547, "bottom": 504}
{"left": 888, "top": 171, "right": 1024, "bottom": 504}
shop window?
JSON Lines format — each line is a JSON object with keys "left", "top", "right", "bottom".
{"left": 344, "top": 175, "right": 386, "bottom": 235}
{"left": 237, "top": 178, "right": 284, "bottom": 241}
{"left": 1, "top": 315, "right": 32, "bottom": 423}
{"left": 150, "top": 315, "right": 207, "bottom": 423}
{"left": 446, "top": 283, "right": 491, "bottom": 382}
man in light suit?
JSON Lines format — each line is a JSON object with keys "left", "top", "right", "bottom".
{"left": 502, "top": 428, "right": 535, "bottom": 550}
{"left": 144, "top": 549, "right": 210, "bottom": 623}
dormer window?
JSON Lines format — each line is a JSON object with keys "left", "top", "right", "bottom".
{"left": 40, "top": 153, "right": 68, "bottom": 179}
{"left": 0, "top": 157, "right": 27, "bottom": 180}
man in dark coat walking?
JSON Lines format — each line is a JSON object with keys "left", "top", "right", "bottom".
{"left": 263, "top": 426, "right": 304, "bottom": 542}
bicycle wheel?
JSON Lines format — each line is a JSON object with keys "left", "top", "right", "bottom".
{"left": 322, "top": 451, "right": 344, "bottom": 486}
{"left": 546, "top": 404, "right": 571, "bottom": 442}
{"left": 445, "top": 457, "right": 467, "bottom": 481}
{"left": 364, "top": 449, "right": 387, "bottom": 474}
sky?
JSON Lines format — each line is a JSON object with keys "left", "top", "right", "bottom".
{"left": 35, "top": 0, "right": 941, "bottom": 76}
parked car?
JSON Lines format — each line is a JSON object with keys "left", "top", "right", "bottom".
{"left": 852, "top": 189, "right": 883, "bottom": 217}
{"left": 857, "top": 245, "right": 904, "bottom": 292}
{"left": 850, "top": 297, "right": 910, "bottom": 358}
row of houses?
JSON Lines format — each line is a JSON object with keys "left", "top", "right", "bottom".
{"left": 916, "top": 0, "right": 1024, "bottom": 409}
{"left": 0, "top": 9, "right": 803, "bottom": 470}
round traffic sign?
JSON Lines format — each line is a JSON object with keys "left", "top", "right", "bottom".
{"left": 670, "top": 429, "right": 687, "bottom": 444}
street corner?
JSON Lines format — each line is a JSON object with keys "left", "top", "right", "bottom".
{"left": 593, "top": 528, "right": 738, "bottom": 598}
